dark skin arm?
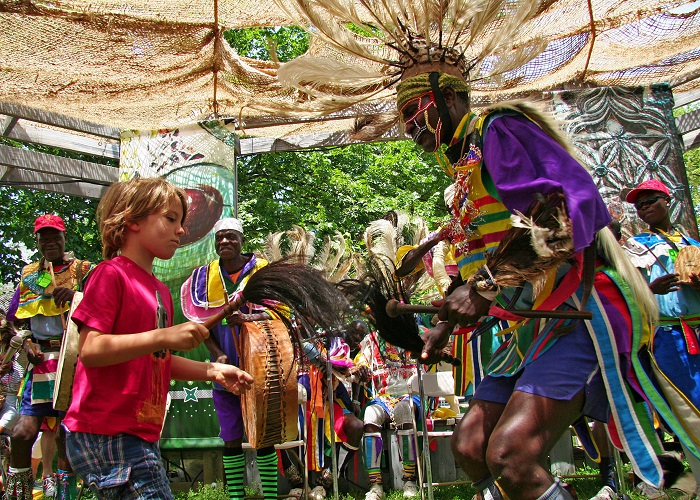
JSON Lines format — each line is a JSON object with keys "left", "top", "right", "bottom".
{"left": 420, "top": 283, "right": 493, "bottom": 363}
{"left": 395, "top": 228, "right": 448, "bottom": 278}
{"left": 204, "top": 336, "right": 227, "bottom": 364}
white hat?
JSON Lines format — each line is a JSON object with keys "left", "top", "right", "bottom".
{"left": 213, "top": 218, "right": 243, "bottom": 235}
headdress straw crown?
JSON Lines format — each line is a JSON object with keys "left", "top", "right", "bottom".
{"left": 396, "top": 73, "right": 470, "bottom": 111}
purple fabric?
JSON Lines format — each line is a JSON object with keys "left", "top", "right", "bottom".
{"left": 474, "top": 321, "right": 609, "bottom": 422}
{"left": 482, "top": 114, "right": 610, "bottom": 252}
{"left": 6, "top": 286, "right": 20, "bottom": 321}
{"left": 212, "top": 389, "right": 244, "bottom": 442}
{"left": 191, "top": 253, "right": 257, "bottom": 308}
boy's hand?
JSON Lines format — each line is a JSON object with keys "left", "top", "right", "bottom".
{"left": 165, "top": 322, "right": 210, "bottom": 351}
{"left": 210, "top": 363, "right": 254, "bottom": 395}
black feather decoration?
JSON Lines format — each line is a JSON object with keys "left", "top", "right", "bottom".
{"left": 337, "top": 257, "right": 460, "bottom": 366}
{"left": 240, "top": 257, "right": 349, "bottom": 343}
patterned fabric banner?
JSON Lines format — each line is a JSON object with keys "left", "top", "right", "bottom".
{"left": 120, "top": 120, "right": 239, "bottom": 448}
{"left": 550, "top": 83, "right": 697, "bottom": 240}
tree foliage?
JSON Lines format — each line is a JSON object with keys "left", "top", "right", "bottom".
{"left": 0, "top": 140, "right": 451, "bottom": 287}
{"left": 236, "top": 141, "right": 451, "bottom": 254}
{"left": 676, "top": 104, "right": 700, "bottom": 221}
{"left": 223, "top": 26, "right": 309, "bottom": 62}
{"left": 0, "top": 187, "right": 102, "bottom": 285}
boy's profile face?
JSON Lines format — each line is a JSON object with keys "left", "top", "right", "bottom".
{"left": 131, "top": 199, "right": 185, "bottom": 261}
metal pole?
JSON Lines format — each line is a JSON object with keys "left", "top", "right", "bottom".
{"left": 613, "top": 448, "right": 627, "bottom": 495}
{"left": 233, "top": 155, "right": 238, "bottom": 218}
{"left": 416, "top": 365, "right": 434, "bottom": 500}
{"left": 326, "top": 336, "right": 339, "bottom": 500}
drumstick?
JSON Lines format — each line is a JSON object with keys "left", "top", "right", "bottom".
{"left": 48, "top": 262, "right": 68, "bottom": 332}
{"left": 385, "top": 299, "right": 592, "bottom": 320}
{"left": 25, "top": 339, "right": 41, "bottom": 357}
{"left": 643, "top": 243, "right": 671, "bottom": 274}
{"left": 202, "top": 302, "right": 239, "bottom": 330}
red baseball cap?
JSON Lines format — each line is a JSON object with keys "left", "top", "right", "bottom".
{"left": 625, "top": 179, "right": 670, "bottom": 204}
{"left": 34, "top": 214, "right": 66, "bottom": 234}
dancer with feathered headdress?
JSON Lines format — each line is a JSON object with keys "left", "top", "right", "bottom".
{"left": 272, "top": 1, "right": 694, "bottom": 498}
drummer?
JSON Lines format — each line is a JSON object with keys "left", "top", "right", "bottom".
{"left": 623, "top": 179, "right": 700, "bottom": 497}
{"left": 181, "top": 217, "right": 282, "bottom": 500}
{"left": 4, "top": 214, "right": 95, "bottom": 499}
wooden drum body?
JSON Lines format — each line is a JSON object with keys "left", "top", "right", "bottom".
{"left": 53, "top": 291, "right": 83, "bottom": 411}
{"left": 239, "top": 319, "right": 298, "bottom": 449}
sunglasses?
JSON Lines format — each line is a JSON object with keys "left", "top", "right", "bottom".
{"left": 635, "top": 195, "right": 667, "bottom": 211}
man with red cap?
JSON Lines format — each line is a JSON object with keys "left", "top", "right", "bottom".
{"left": 5, "top": 214, "right": 94, "bottom": 500}
{"left": 624, "top": 180, "right": 700, "bottom": 497}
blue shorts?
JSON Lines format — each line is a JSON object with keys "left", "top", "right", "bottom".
{"left": 653, "top": 324, "right": 700, "bottom": 410}
{"left": 212, "top": 389, "right": 244, "bottom": 442}
{"left": 66, "top": 431, "right": 171, "bottom": 499}
{"left": 474, "top": 323, "right": 609, "bottom": 422}
{"left": 19, "top": 372, "right": 64, "bottom": 418}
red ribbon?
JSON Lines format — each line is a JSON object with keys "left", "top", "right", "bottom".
{"left": 680, "top": 318, "right": 700, "bottom": 355}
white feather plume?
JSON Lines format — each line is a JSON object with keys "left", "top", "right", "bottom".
{"left": 274, "top": 0, "right": 556, "bottom": 113}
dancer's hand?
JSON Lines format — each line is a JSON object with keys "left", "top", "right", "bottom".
{"left": 420, "top": 321, "right": 454, "bottom": 364}
{"left": 51, "top": 286, "right": 75, "bottom": 308}
{"left": 439, "top": 283, "right": 492, "bottom": 326}
{"left": 649, "top": 273, "right": 680, "bottom": 294}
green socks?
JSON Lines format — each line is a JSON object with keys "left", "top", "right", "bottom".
{"left": 223, "top": 448, "right": 246, "bottom": 500}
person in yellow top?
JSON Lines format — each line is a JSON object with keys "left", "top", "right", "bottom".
{"left": 395, "top": 225, "right": 456, "bottom": 297}
{"left": 5, "top": 214, "right": 94, "bottom": 499}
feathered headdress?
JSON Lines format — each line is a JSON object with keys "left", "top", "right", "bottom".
{"left": 274, "top": 0, "right": 550, "bottom": 115}
{"left": 262, "top": 225, "right": 358, "bottom": 282}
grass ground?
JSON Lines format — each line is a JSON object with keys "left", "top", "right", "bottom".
{"left": 51, "top": 462, "right": 697, "bottom": 499}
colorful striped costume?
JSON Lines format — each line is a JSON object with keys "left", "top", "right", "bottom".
{"left": 625, "top": 230, "right": 700, "bottom": 453}
{"left": 443, "top": 106, "right": 697, "bottom": 486}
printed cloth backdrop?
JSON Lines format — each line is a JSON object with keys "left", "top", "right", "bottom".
{"left": 120, "top": 120, "right": 239, "bottom": 448}
{"left": 121, "top": 85, "right": 697, "bottom": 446}
{"left": 551, "top": 83, "right": 697, "bottom": 241}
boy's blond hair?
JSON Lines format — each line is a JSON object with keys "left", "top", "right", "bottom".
{"left": 97, "top": 177, "right": 188, "bottom": 260}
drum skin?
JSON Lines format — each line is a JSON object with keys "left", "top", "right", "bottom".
{"left": 675, "top": 245, "right": 700, "bottom": 283}
{"left": 239, "top": 320, "right": 298, "bottom": 448}
{"left": 53, "top": 292, "right": 83, "bottom": 411}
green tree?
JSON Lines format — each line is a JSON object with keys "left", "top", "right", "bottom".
{"left": 223, "top": 26, "right": 309, "bottom": 62}
{"left": 0, "top": 187, "right": 102, "bottom": 285}
{"left": 237, "top": 140, "right": 451, "bottom": 252}
{"left": 0, "top": 140, "right": 452, "bottom": 285}
{"left": 684, "top": 147, "right": 700, "bottom": 216}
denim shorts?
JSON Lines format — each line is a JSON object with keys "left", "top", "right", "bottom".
{"left": 66, "top": 430, "right": 172, "bottom": 499}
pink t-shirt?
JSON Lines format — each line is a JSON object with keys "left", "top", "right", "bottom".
{"left": 63, "top": 256, "right": 174, "bottom": 443}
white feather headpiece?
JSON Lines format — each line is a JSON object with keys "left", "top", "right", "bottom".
{"left": 275, "top": 0, "right": 550, "bottom": 114}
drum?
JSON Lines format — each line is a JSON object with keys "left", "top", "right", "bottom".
{"left": 239, "top": 319, "right": 298, "bottom": 449}
{"left": 674, "top": 245, "right": 700, "bottom": 283}
{"left": 53, "top": 292, "right": 83, "bottom": 411}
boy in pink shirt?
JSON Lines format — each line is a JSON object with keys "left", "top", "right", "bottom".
{"left": 63, "top": 177, "right": 252, "bottom": 499}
